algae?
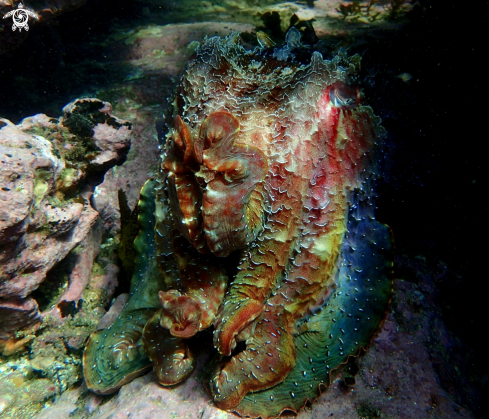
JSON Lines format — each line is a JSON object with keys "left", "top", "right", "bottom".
{"left": 356, "top": 400, "right": 382, "bottom": 418}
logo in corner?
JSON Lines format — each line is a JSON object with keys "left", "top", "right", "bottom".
{"left": 3, "top": 2, "right": 38, "bottom": 32}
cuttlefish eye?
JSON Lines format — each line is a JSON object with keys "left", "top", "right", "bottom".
{"left": 330, "top": 81, "right": 359, "bottom": 109}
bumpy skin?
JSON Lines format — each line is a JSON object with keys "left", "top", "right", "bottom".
{"left": 84, "top": 29, "right": 392, "bottom": 418}
{"left": 160, "top": 30, "right": 389, "bottom": 414}
{"left": 83, "top": 180, "right": 160, "bottom": 395}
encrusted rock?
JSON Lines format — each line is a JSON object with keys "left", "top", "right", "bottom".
{"left": 0, "top": 98, "right": 131, "bottom": 342}
{"left": 0, "top": 298, "right": 40, "bottom": 340}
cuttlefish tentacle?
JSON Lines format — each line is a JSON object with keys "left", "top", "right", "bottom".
{"left": 162, "top": 115, "right": 207, "bottom": 252}
{"left": 162, "top": 111, "right": 273, "bottom": 358}
{"left": 212, "top": 205, "right": 300, "bottom": 357}
{"left": 209, "top": 309, "right": 296, "bottom": 411}
{"left": 145, "top": 180, "right": 228, "bottom": 386}
{"left": 157, "top": 233, "right": 228, "bottom": 340}
{"left": 142, "top": 308, "right": 195, "bottom": 386}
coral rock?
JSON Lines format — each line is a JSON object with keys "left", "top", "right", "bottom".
{"left": 0, "top": 98, "right": 131, "bottom": 340}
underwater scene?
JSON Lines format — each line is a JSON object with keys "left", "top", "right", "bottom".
{"left": 0, "top": 0, "right": 485, "bottom": 418}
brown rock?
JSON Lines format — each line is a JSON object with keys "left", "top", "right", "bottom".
{"left": 0, "top": 204, "right": 98, "bottom": 299}
{"left": 57, "top": 226, "right": 100, "bottom": 306}
{"left": 0, "top": 98, "right": 131, "bottom": 339}
{"left": 0, "top": 297, "right": 40, "bottom": 340}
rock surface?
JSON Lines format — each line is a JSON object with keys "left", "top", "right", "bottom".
{"left": 0, "top": 98, "right": 131, "bottom": 342}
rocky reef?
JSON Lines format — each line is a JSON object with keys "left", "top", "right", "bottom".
{"left": 0, "top": 98, "right": 131, "bottom": 417}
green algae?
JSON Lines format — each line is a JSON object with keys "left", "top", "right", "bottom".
{"left": 0, "top": 285, "right": 105, "bottom": 419}
{"left": 33, "top": 168, "right": 53, "bottom": 207}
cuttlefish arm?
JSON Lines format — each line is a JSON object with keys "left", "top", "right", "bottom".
{"left": 83, "top": 179, "right": 162, "bottom": 394}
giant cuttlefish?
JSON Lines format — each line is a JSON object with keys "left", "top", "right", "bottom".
{"left": 83, "top": 28, "right": 392, "bottom": 418}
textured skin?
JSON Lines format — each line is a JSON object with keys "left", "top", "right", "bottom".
{"left": 235, "top": 206, "right": 393, "bottom": 418}
{"left": 83, "top": 30, "right": 392, "bottom": 418}
{"left": 160, "top": 31, "right": 390, "bottom": 414}
{"left": 83, "top": 179, "right": 160, "bottom": 395}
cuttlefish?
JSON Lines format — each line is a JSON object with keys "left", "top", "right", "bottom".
{"left": 83, "top": 28, "right": 392, "bottom": 418}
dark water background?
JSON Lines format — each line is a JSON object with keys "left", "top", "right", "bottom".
{"left": 0, "top": 0, "right": 486, "bottom": 414}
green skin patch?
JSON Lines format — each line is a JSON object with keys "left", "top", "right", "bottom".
{"left": 83, "top": 179, "right": 163, "bottom": 394}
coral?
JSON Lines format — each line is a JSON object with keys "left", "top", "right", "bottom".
{"left": 336, "top": 0, "right": 413, "bottom": 22}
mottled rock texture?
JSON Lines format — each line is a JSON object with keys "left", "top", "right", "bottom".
{"left": 0, "top": 98, "right": 131, "bottom": 342}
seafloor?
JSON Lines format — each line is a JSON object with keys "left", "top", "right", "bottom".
{"left": 0, "top": 0, "right": 485, "bottom": 418}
